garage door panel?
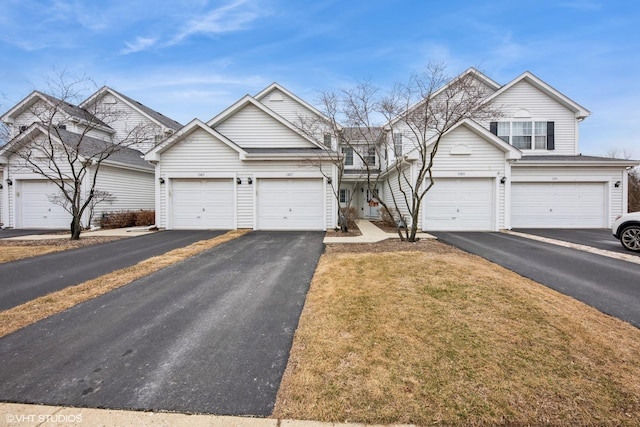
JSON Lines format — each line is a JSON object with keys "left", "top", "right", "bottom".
{"left": 511, "top": 182, "right": 605, "bottom": 228}
{"left": 424, "top": 178, "right": 494, "bottom": 231}
{"left": 20, "top": 180, "right": 71, "bottom": 229}
{"left": 257, "top": 178, "right": 323, "bottom": 230}
{"left": 171, "top": 179, "right": 234, "bottom": 229}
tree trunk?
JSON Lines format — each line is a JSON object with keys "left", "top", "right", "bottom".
{"left": 70, "top": 217, "right": 82, "bottom": 240}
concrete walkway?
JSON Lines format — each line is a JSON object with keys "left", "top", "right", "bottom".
{"left": 1, "top": 226, "right": 155, "bottom": 241}
{"left": 0, "top": 402, "right": 416, "bottom": 426}
{"left": 324, "top": 219, "right": 435, "bottom": 243}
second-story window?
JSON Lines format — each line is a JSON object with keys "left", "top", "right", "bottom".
{"left": 323, "top": 133, "right": 332, "bottom": 147}
{"left": 342, "top": 147, "right": 353, "bottom": 166}
{"left": 491, "top": 121, "right": 554, "bottom": 150}
{"left": 365, "top": 147, "right": 376, "bottom": 166}
{"left": 393, "top": 133, "right": 403, "bottom": 156}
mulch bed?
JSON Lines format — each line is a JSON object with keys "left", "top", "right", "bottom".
{"left": 325, "top": 238, "right": 459, "bottom": 254}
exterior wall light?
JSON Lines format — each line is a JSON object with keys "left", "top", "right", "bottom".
{"left": 500, "top": 176, "right": 507, "bottom": 184}
{"left": 248, "top": 177, "right": 253, "bottom": 184}
{"left": 327, "top": 177, "right": 332, "bottom": 184}
{"left": 614, "top": 180, "right": 621, "bottom": 188}
{"left": 237, "top": 177, "right": 242, "bottom": 185}
{"left": 6, "top": 179, "right": 12, "bottom": 186}
{"left": 158, "top": 177, "right": 165, "bottom": 184}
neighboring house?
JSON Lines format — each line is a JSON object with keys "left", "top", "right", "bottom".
{"left": 145, "top": 84, "right": 337, "bottom": 230}
{"left": 341, "top": 69, "right": 638, "bottom": 231}
{"left": 148, "top": 70, "right": 637, "bottom": 232}
{"left": 0, "top": 88, "right": 182, "bottom": 229}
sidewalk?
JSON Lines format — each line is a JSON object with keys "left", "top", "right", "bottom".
{"left": 324, "top": 219, "right": 435, "bottom": 243}
{"left": 0, "top": 226, "right": 155, "bottom": 241}
{"left": 0, "top": 402, "right": 416, "bottom": 426}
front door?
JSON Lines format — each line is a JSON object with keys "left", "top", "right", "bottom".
{"left": 364, "top": 187, "right": 380, "bottom": 219}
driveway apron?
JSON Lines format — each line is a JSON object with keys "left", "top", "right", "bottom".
{"left": 433, "top": 232, "right": 640, "bottom": 328}
{"left": 0, "top": 231, "right": 325, "bottom": 416}
{"left": 0, "top": 230, "right": 226, "bottom": 310}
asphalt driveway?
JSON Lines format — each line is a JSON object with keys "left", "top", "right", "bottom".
{"left": 0, "top": 231, "right": 325, "bottom": 416}
{"left": 0, "top": 230, "right": 226, "bottom": 310}
{"left": 433, "top": 232, "right": 640, "bottom": 328}
{"left": 513, "top": 228, "right": 636, "bottom": 255}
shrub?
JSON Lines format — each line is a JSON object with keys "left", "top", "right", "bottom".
{"left": 100, "top": 210, "right": 155, "bottom": 229}
{"left": 134, "top": 210, "right": 156, "bottom": 226}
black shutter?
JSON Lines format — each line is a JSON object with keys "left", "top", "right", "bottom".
{"left": 490, "top": 121, "right": 497, "bottom": 135}
{"left": 546, "top": 121, "right": 555, "bottom": 150}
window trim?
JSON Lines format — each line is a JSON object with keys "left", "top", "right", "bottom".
{"left": 342, "top": 147, "right": 354, "bottom": 166}
{"left": 491, "top": 120, "right": 553, "bottom": 151}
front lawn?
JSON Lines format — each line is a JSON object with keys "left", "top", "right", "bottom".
{"left": 274, "top": 240, "right": 640, "bottom": 426}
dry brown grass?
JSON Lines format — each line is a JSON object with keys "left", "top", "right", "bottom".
{"left": 274, "top": 243, "right": 640, "bottom": 426}
{"left": 0, "top": 229, "right": 250, "bottom": 338}
{"left": 0, "top": 237, "right": 123, "bottom": 264}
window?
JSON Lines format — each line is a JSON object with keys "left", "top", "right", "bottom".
{"left": 339, "top": 188, "right": 351, "bottom": 203}
{"left": 393, "top": 133, "right": 403, "bottom": 156}
{"left": 342, "top": 147, "right": 353, "bottom": 166}
{"left": 491, "top": 121, "right": 554, "bottom": 150}
{"left": 323, "top": 133, "right": 332, "bottom": 147}
{"left": 365, "top": 147, "right": 376, "bottom": 166}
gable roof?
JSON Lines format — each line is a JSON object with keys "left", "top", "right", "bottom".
{"left": 487, "top": 71, "right": 591, "bottom": 119}
{"left": 0, "top": 123, "right": 151, "bottom": 170}
{"left": 144, "top": 118, "right": 246, "bottom": 162}
{"left": 1, "top": 91, "right": 110, "bottom": 129}
{"left": 426, "top": 119, "right": 522, "bottom": 160}
{"left": 81, "top": 87, "right": 183, "bottom": 131}
{"left": 254, "top": 82, "right": 331, "bottom": 122}
{"left": 385, "top": 67, "right": 502, "bottom": 129}
{"left": 206, "top": 94, "right": 325, "bottom": 149}
{"left": 515, "top": 154, "right": 639, "bottom": 167}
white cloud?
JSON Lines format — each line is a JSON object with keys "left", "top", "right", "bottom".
{"left": 121, "top": 37, "right": 158, "bottom": 54}
{"left": 169, "top": 0, "right": 261, "bottom": 45}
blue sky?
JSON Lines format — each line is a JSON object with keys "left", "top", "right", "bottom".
{"left": 0, "top": 0, "right": 638, "bottom": 156}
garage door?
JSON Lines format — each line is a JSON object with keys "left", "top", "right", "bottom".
{"left": 423, "top": 178, "right": 494, "bottom": 231}
{"left": 19, "top": 180, "right": 71, "bottom": 229}
{"left": 257, "top": 178, "right": 324, "bottom": 230}
{"left": 171, "top": 179, "right": 234, "bottom": 229}
{"left": 511, "top": 182, "right": 605, "bottom": 228}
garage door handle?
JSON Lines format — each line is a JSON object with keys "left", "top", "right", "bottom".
{"left": 289, "top": 208, "right": 292, "bottom": 212}
{"left": 203, "top": 208, "right": 205, "bottom": 211}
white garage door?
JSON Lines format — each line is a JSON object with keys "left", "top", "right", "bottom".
{"left": 171, "top": 179, "right": 234, "bottom": 229}
{"left": 423, "top": 178, "right": 494, "bottom": 231}
{"left": 257, "top": 178, "right": 324, "bottom": 230}
{"left": 511, "top": 182, "right": 605, "bottom": 228}
{"left": 19, "top": 180, "right": 71, "bottom": 229}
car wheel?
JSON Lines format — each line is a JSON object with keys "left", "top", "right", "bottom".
{"left": 620, "top": 225, "right": 640, "bottom": 252}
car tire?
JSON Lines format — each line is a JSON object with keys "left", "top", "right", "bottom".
{"left": 620, "top": 225, "right": 640, "bottom": 252}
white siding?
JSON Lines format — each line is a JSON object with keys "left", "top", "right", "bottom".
{"left": 215, "top": 104, "right": 316, "bottom": 149}
{"left": 429, "top": 126, "right": 506, "bottom": 229}
{"left": 486, "top": 80, "right": 579, "bottom": 155}
{"left": 92, "top": 165, "right": 154, "bottom": 221}
{"left": 258, "top": 88, "right": 318, "bottom": 125}
{"left": 511, "top": 166, "right": 626, "bottom": 227}
{"left": 383, "top": 167, "right": 413, "bottom": 226}
{"left": 0, "top": 167, "right": 4, "bottom": 226}
{"left": 93, "top": 95, "right": 160, "bottom": 153}
{"left": 156, "top": 128, "right": 335, "bottom": 229}
{"left": 10, "top": 100, "right": 112, "bottom": 141}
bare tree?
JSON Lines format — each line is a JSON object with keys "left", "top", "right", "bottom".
{"left": 48, "top": 189, "right": 116, "bottom": 229}
{"left": 2, "top": 73, "right": 155, "bottom": 239}
{"left": 605, "top": 148, "right": 640, "bottom": 212}
{"left": 630, "top": 168, "right": 640, "bottom": 212}
{"left": 336, "top": 64, "right": 500, "bottom": 241}
{"left": 294, "top": 92, "right": 365, "bottom": 232}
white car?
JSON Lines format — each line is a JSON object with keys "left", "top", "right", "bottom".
{"left": 612, "top": 212, "right": 640, "bottom": 252}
